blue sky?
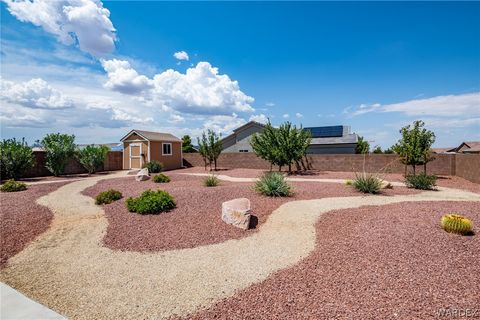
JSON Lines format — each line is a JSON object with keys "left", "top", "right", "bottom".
{"left": 1, "top": 1, "right": 479, "bottom": 148}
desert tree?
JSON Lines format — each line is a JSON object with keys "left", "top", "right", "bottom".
{"left": 41, "top": 133, "right": 76, "bottom": 176}
{"left": 0, "top": 138, "right": 35, "bottom": 180}
{"left": 355, "top": 136, "right": 370, "bottom": 154}
{"left": 182, "top": 135, "right": 197, "bottom": 153}
{"left": 76, "top": 145, "right": 110, "bottom": 174}
{"left": 197, "top": 130, "right": 223, "bottom": 171}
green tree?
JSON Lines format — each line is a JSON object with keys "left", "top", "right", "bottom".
{"left": 383, "top": 147, "right": 395, "bottom": 154}
{"left": 197, "top": 130, "right": 223, "bottom": 170}
{"left": 41, "top": 133, "right": 76, "bottom": 176}
{"left": 250, "top": 121, "right": 283, "bottom": 171}
{"left": 0, "top": 138, "right": 35, "bottom": 180}
{"left": 76, "top": 145, "right": 110, "bottom": 174}
{"left": 372, "top": 145, "right": 383, "bottom": 154}
{"left": 356, "top": 136, "right": 370, "bottom": 154}
{"left": 182, "top": 135, "right": 197, "bottom": 153}
{"left": 393, "top": 120, "right": 435, "bottom": 175}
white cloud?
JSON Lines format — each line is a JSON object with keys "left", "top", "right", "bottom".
{"left": 101, "top": 59, "right": 153, "bottom": 94}
{"left": 0, "top": 78, "right": 74, "bottom": 109}
{"left": 202, "top": 113, "right": 247, "bottom": 136}
{"left": 4, "top": 0, "right": 116, "bottom": 58}
{"left": 295, "top": 112, "right": 303, "bottom": 118}
{"left": 249, "top": 113, "right": 268, "bottom": 124}
{"left": 265, "top": 102, "right": 275, "bottom": 107}
{"left": 173, "top": 51, "right": 189, "bottom": 61}
{"left": 102, "top": 60, "right": 255, "bottom": 115}
{"left": 282, "top": 113, "right": 290, "bottom": 119}
{"left": 168, "top": 114, "right": 185, "bottom": 124}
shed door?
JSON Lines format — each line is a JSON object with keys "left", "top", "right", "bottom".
{"left": 129, "top": 143, "right": 142, "bottom": 169}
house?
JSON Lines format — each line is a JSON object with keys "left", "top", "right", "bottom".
{"left": 220, "top": 121, "right": 358, "bottom": 154}
{"left": 120, "top": 129, "right": 183, "bottom": 170}
{"left": 432, "top": 141, "right": 480, "bottom": 154}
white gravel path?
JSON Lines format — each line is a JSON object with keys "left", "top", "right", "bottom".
{"left": 1, "top": 172, "right": 478, "bottom": 319}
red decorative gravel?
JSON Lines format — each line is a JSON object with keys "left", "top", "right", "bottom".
{"left": 82, "top": 174, "right": 418, "bottom": 252}
{"left": 186, "top": 201, "right": 480, "bottom": 319}
{"left": 0, "top": 182, "right": 69, "bottom": 268}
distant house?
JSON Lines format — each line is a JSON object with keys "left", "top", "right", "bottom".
{"left": 432, "top": 141, "right": 480, "bottom": 154}
{"left": 120, "top": 129, "right": 183, "bottom": 170}
{"left": 220, "top": 121, "right": 358, "bottom": 154}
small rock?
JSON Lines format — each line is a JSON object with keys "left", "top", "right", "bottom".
{"left": 381, "top": 180, "right": 393, "bottom": 189}
{"left": 222, "top": 198, "right": 251, "bottom": 230}
{"left": 135, "top": 168, "right": 150, "bottom": 181}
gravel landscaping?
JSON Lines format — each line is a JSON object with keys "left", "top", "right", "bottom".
{"left": 82, "top": 173, "right": 418, "bottom": 252}
{"left": 0, "top": 182, "right": 69, "bottom": 268}
{"left": 186, "top": 201, "right": 480, "bottom": 320}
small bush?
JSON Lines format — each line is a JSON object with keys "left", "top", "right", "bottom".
{"left": 345, "top": 180, "right": 353, "bottom": 186}
{"left": 204, "top": 175, "right": 219, "bottom": 187}
{"left": 441, "top": 214, "right": 473, "bottom": 235}
{"left": 353, "top": 173, "right": 382, "bottom": 194}
{"left": 255, "top": 172, "right": 291, "bottom": 197}
{"left": 405, "top": 173, "right": 437, "bottom": 190}
{"left": 143, "top": 160, "right": 163, "bottom": 173}
{"left": 153, "top": 173, "right": 170, "bottom": 183}
{"left": 126, "top": 189, "right": 176, "bottom": 214}
{"left": 95, "top": 189, "right": 122, "bottom": 205}
{"left": 0, "top": 179, "right": 27, "bottom": 192}
{"left": 76, "top": 145, "right": 109, "bottom": 174}
{"left": 0, "top": 138, "right": 35, "bottom": 180}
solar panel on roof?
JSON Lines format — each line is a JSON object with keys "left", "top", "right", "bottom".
{"left": 304, "top": 126, "right": 344, "bottom": 138}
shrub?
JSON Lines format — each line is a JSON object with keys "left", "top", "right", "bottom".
{"left": 143, "top": 160, "right": 163, "bottom": 173}
{"left": 255, "top": 172, "right": 291, "bottom": 197}
{"left": 0, "top": 138, "right": 35, "bottom": 180}
{"left": 153, "top": 173, "right": 170, "bottom": 183}
{"left": 204, "top": 175, "right": 219, "bottom": 187}
{"left": 352, "top": 173, "right": 382, "bottom": 194}
{"left": 345, "top": 180, "right": 353, "bottom": 186}
{"left": 76, "top": 145, "right": 109, "bottom": 174}
{"left": 42, "top": 133, "right": 76, "bottom": 176}
{"left": 441, "top": 214, "right": 473, "bottom": 235}
{"left": 126, "top": 189, "right": 176, "bottom": 214}
{"left": 405, "top": 173, "right": 437, "bottom": 190}
{"left": 95, "top": 189, "right": 122, "bottom": 205}
{"left": 0, "top": 179, "right": 27, "bottom": 192}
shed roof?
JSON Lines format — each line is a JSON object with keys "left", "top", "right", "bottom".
{"left": 121, "top": 129, "right": 182, "bottom": 142}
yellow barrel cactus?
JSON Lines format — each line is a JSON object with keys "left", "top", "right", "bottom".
{"left": 441, "top": 214, "right": 473, "bottom": 235}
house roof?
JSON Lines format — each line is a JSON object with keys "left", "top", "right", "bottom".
{"left": 463, "top": 141, "right": 480, "bottom": 149}
{"left": 310, "top": 134, "right": 358, "bottom": 145}
{"left": 121, "top": 129, "right": 182, "bottom": 142}
{"left": 220, "top": 121, "right": 266, "bottom": 143}
{"left": 431, "top": 147, "right": 455, "bottom": 154}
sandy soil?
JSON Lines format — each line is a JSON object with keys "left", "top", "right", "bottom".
{"left": 187, "top": 201, "right": 480, "bottom": 320}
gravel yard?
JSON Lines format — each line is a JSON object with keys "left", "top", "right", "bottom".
{"left": 82, "top": 173, "right": 418, "bottom": 252}
{"left": 186, "top": 201, "right": 480, "bottom": 320}
{"left": 0, "top": 182, "right": 69, "bottom": 268}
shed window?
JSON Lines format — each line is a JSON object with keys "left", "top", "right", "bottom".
{"left": 239, "top": 149, "right": 249, "bottom": 153}
{"left": 162, "top": 143, "right": 172, "bottom": 155}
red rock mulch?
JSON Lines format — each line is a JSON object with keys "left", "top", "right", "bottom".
{"left": 82, "top": 174, "right": 418, "bottom": 252}
{"left": 186, "top": 201, "right": 480, "bottom": 319}
{"left": 0, "top": 182, "right": 69, "bottom": 268}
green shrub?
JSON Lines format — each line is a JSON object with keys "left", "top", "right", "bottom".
{"left": 0, "top": 179, "right": 27, "bottom": 192}
{"left": 441, "top": 214, "right": 473, "bottom": 235}
{"left": 204, "top": 175, "right": 219, "bottom": 187}
{"left": 255, "top": 172, "right": 292, "bottom": 197}
{"left": 405, "top": 173, "right": 437, "bottom": 190}
{"left": 353, "top": 173, "right": 382, "bottom": 194}
{"left": 95, "top": 189, "right": 122, "bottom": 205}
{"left": 76, "top": 145, "right": 109, "bottom": 174}
{"left": 0, "top": 138, "right": 35, "bottom": 180}
{"left": 126, "top": 189, "right": 176, "bottom": 214}
{"left": 42, "top": 133, "right": 76, "bottom": 176}
{"left": 345, "top": 179, "right": 353, "bottom": 186}
{"left": 153, "top": 173, "right": 170, "bottom": 183}
{"left": 142, "top": 160, "right": 163, "bottom": 173}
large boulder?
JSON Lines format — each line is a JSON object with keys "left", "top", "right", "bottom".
{"left": 135, "top": 168, "right": 150, "bottom": 181}
{"left": 222, "top": 198, "right": 251, "bottom": 230}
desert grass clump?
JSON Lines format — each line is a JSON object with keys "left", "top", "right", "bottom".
{"left": 204, "top": 175, "right": 219, "bottom": 187}
{"left": 352, "top": 173, "right": 382, "bottom": 194}
{"left": 0, "top": 179, "right": 27, "bottom": 192}
{"left": 95, "top": 189, "right": 122, "bottom": 205}
{"left": 126, "top": 189, "right": 176, "bottom": 214}
{"left": 441, "top": 214, "right": 473, "bottom": 235}
{"left": 153, "top": 173, "right": 170, "bottom": 183}
{"left": 405, "top": 173, "right": 437, "bottom": 190}
{"left": 255, "top": 172, "right": 292, "bottom": 197}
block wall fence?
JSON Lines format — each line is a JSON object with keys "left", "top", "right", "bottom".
{"left": 20, "top": 151, "right": 479, "bottom": 184}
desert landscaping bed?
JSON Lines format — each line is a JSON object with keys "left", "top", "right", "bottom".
{"left": 82, "top": 173, "right": 419, "bottom": 252}
{"left": 0, "top": 181, "right": 69, "bottom": 268}
{"left": 186, "top": 200, "right": 480, "bottom": 320}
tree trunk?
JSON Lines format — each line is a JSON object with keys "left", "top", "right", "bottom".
{"left": 412, "top": 164, "right": 416, "bottom": 175}
{"left": 279, "top": 165, "right": 282, "bottom": 172}
{"left": 288, "top": 163, "right": 292, "bottom": 174}
{"left": 214, "top": 158, "right": 217, "bottom": 171}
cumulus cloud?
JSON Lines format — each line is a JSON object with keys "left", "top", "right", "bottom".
{"left": 249, "top": 113, "right": 269, "bottom": 124}
{"left": 202, "top": 113, "right": 247, "bottom": 135}
{"left": 4, "top": 0, "right": 116, "bottom": 58}
{"left": 101, "top": 59, "right": 153, "bottom": 94}
{"left": 347, "top": 93, "right": 480, "bottom": 117}
{"left": 295, "top": 112, "right": 303, "bottom": 118}
{"left": 101, "top": 60, "right": 255, "bottom": 115}
{"left": 282, "top": 113, "right": 290, "bottom": 119}
{"left": 173, "top": 51, "right": 189, "bottom": 61}
{"left": 0, "top": 78, "right": 74, "bottom": 109}
{"left": 168, "top": 114, "right": 185, "bottom": 124}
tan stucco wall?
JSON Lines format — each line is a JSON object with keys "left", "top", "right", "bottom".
{"left": 123, "top": 133, "right": 149, "bottom": 169}
{"left": 150, "top": 141, "right": 182, "bottom": 170}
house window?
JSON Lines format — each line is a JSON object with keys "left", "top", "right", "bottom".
{"left": 239, "top": 149, "right": 249, "bottom": 153}
{"left": 162, "top": 143, "right": 172, "bottom": 155}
